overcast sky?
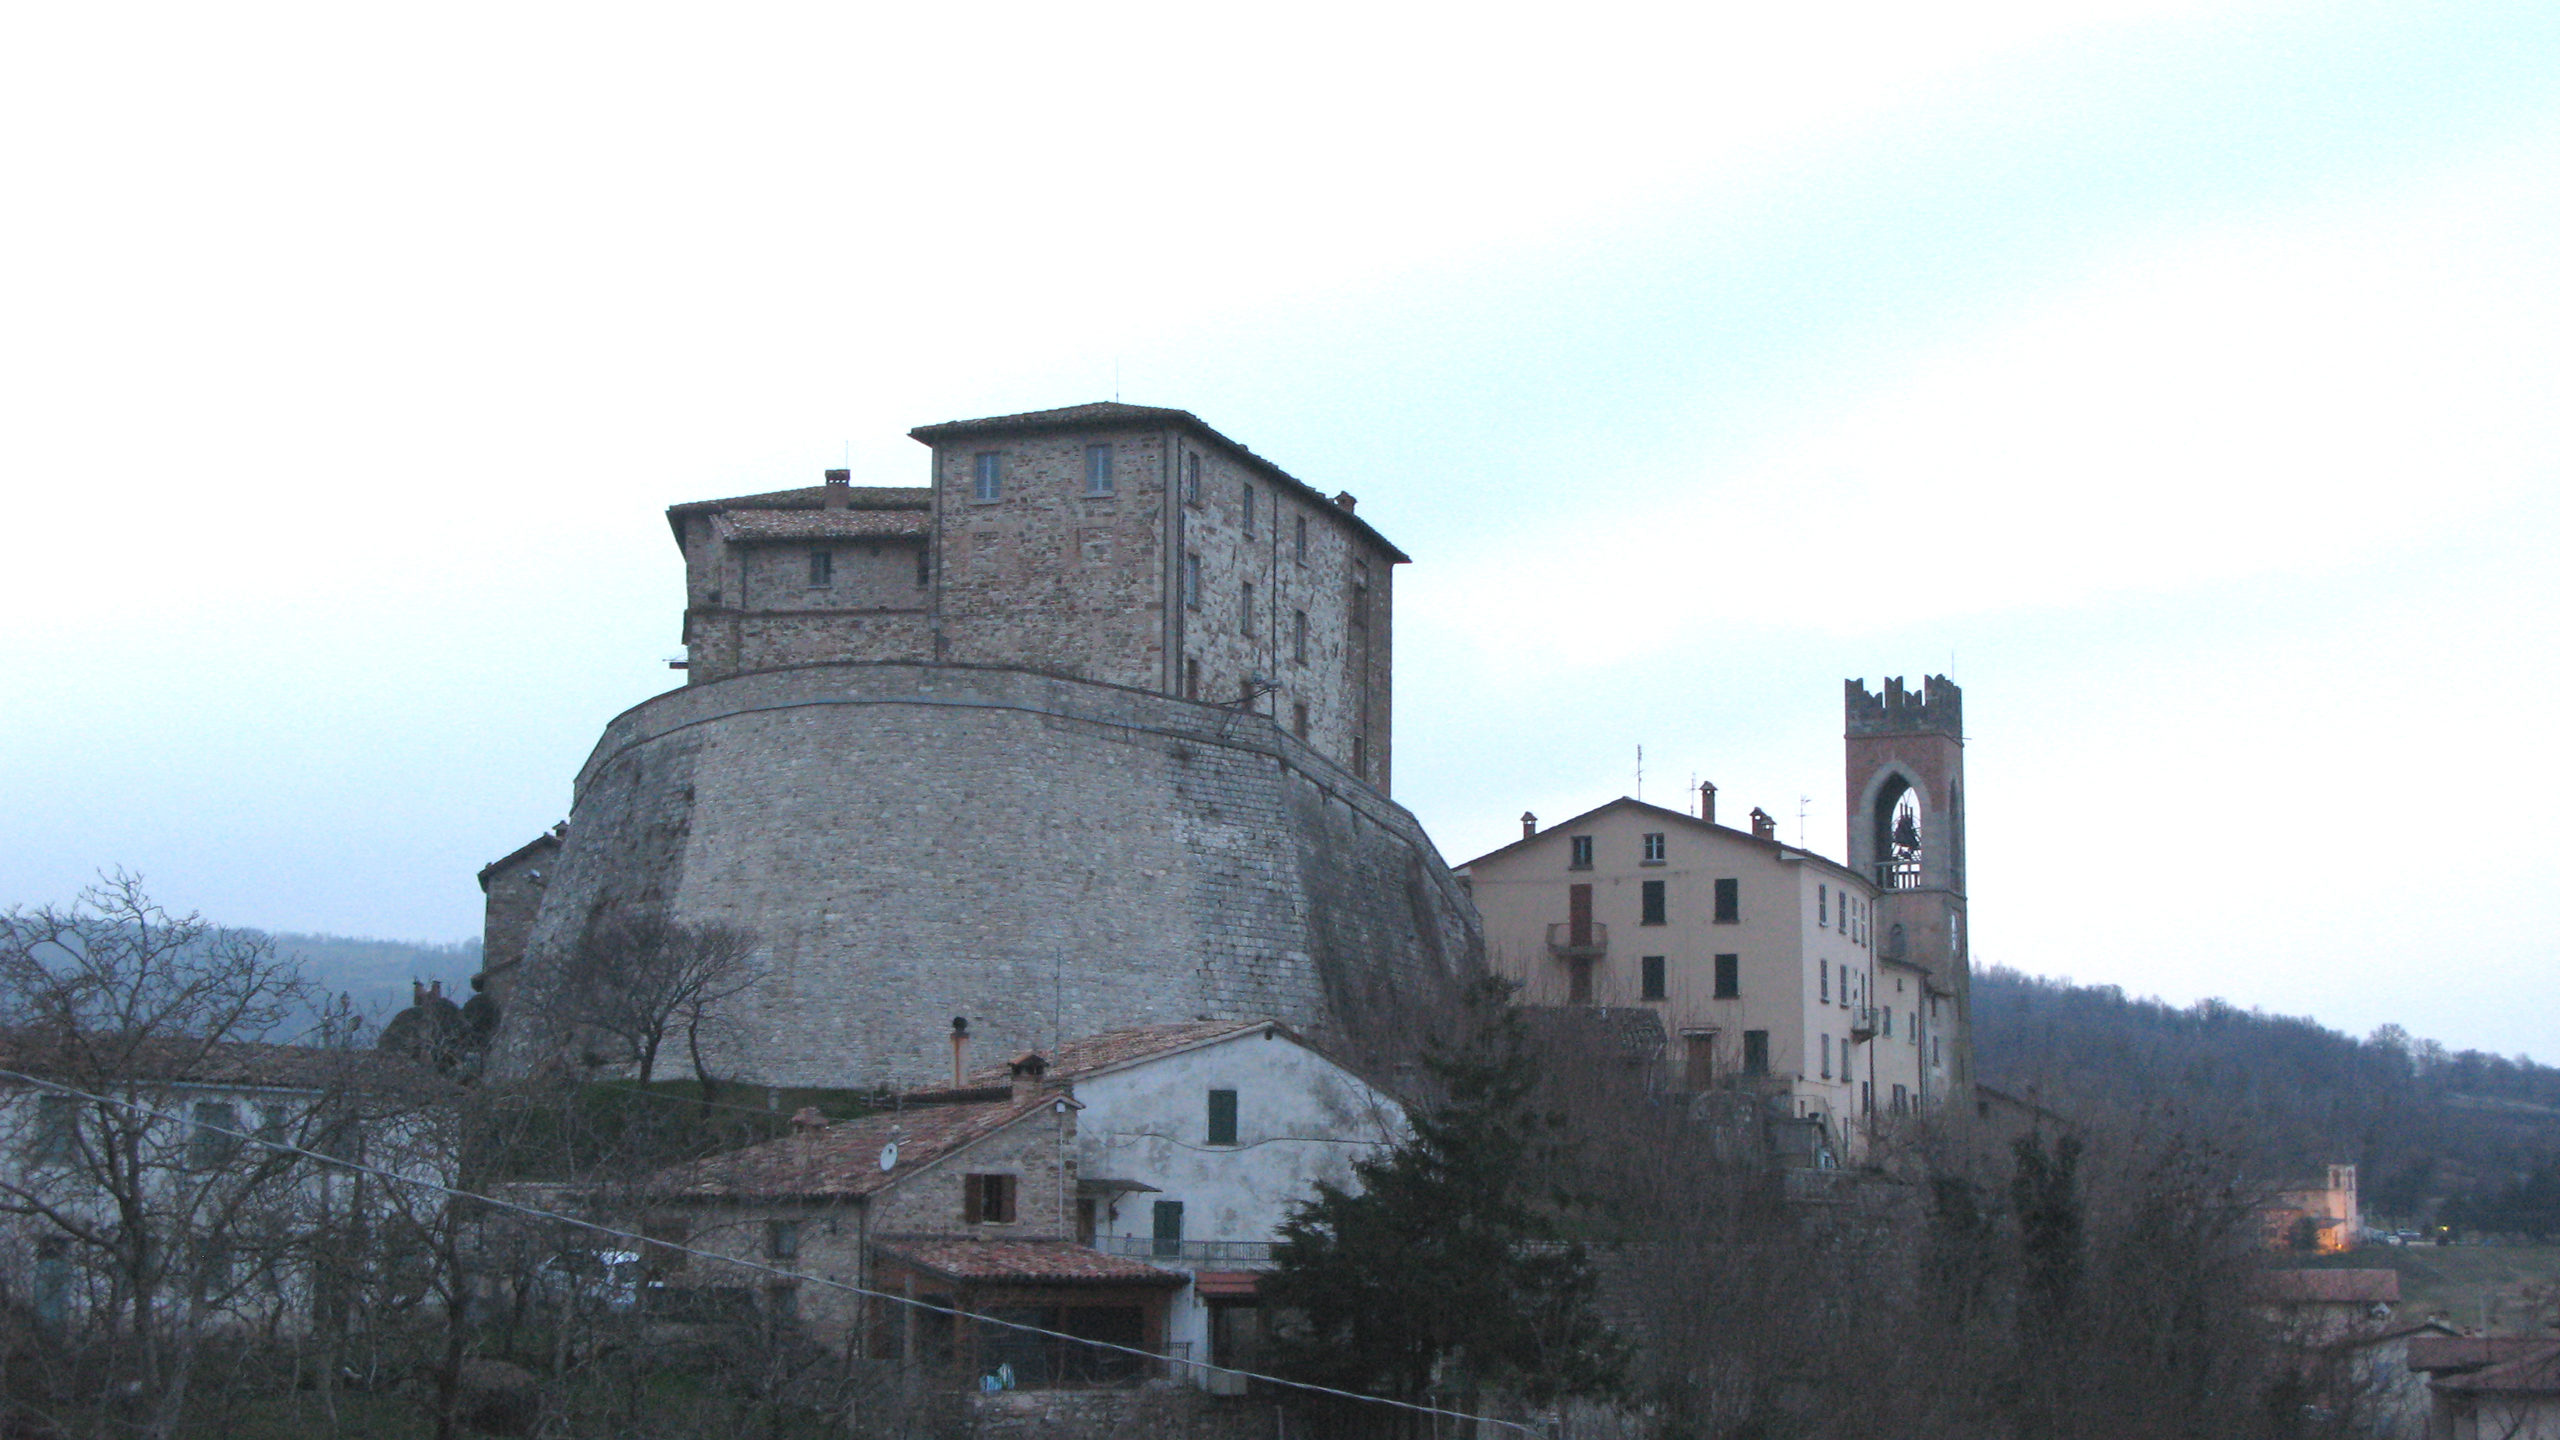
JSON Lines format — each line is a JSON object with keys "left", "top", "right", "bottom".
{"left": 5, "top": 0, "right": 2553, "bottom": 1058}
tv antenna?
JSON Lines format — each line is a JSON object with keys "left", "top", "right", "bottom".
{"left": 1634, "top": 745, "right": 1644, "bottom": 802}
{"left": 1798, "top": 795, "right": 1812, "bottom": 845}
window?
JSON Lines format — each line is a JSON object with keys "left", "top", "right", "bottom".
{"left": 916, "top": 546, "right": 931, "bottom": 587}
{"left": 1568, "top": 835, "right": 1593, "bottom": 870}
{"left": 1183, "top": 552, "right": 1201, "bottom": 609}
{"left": 189, "top": 1102, "right": 240, "bottom": 1170}
{"left": 1863, "top": 1080, "right": 1873, "bottom": 1115}
{"left": 1085, "top": 443, "right": 1114, "bottom": 496}
{"left": 964, "top": 1174, "right": 1018, "bottom": 1225}
{"left": 766, "top": 1219, "right": 803, "bottom": 1261}
{"left": 1185, "top": 658, "right": 1201, "bottom": 700}
{"left": 972, "top": 452, "right": 1001, "bottom": 501}
{"left": 1821, "top": 1033, "right": 1832, "bottom": 1079}
{"left": 1243, "top": 485, "right": 1257, "bottom": 535}
{"left": 1685, "top": 1034, "right": 1715, "bottom": 1089}
{"left": 1293, "top": 702, "right": 1308, "bottom": 738}
{"left": 1742, "top": 1030, "right": 1770, "bottom": 1076}
{"left": 1640, "top": 879, "right": 1666, "bottom": 925}
{"left": 1152, "top": 1200, "right": 1185, "bottom": 1258}
{"left": 1206, "top": 1089, "right": 1238, "bottom": 1147}
{"left": 1351, "top": 734, "right": 1366, "bottom": 777}
{"left": 1819, "top": 884, "right": 1828, "bottom": 925}
{"left": 1240, "top": 581, "right": 1254, "bottom": 635}
{"left": 807, "top": 550, "right": 833, "bottom": 587}
{"left": 1932, "top": 1037, "right": 1941, "bottom": 1067}
{"left": 1714, "top": 953, "right": 1739, "bottom": 998}
{"left": 1642, "top": 832, "right": 1666, "bottom": 863}
{"left": 1351, "top": 560, "right": 1369, "bottom": 630}
{"left": 1640, "top": 956, "right": 1666, "bottom": 1001}
{"left": 643, "top": 1218, "right": 691, "bottom": 1274}
{"left": 1294, "top": 514, "right": 1308, "bottom": 563}
{"left": 1882, "top": 1006, "right": 1894, "bottom": 1038}
{"left": 33, "top": 1237, "right": 67, "bottom": 1330}
{"left": 1183, "top": 453, "right": 1202, "bottom": 505}
{"left": 1821, "top": 960, "right": 1829, "bottom": 1004}
{"left": 1892, "top": 1083, "right": 1909, "bottom": 1114}
{"left": 1713, "top": 878, "right": 1739, "bottom": 923}
{"left": 29, "top": 1094, "right": 74, "bottom": 1163}
{"left": 1292, "top": 609, "right": 1308, "bottom": 663}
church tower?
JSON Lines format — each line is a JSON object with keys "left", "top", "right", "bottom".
{"left": 1844, "top": 675, "right": 1972, "bottom": 1101}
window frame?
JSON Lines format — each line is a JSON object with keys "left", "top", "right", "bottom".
{"left": 964, "top": 1173, "right": 1019, "bottom": 1226}
{"left": 972, "top": 451, "right": 1002, "bottom": 503}
{"left": 1206, "top": 1089, "right": 1239, "bottom": 1147}
{"left": 1713, "top": 953, "right": 1739, "bottom": 999}
{"left": 1640, "top": 879, "right": 1667, "bottom": 926}
{"left": 1640, "top": 955, "right": 1667, "bottom": 1002}
{"left": 1641, "top": 832, "right": 1666, "bottom": 864}
{"left": 1713, "top": 878, "right": 1740, "bottom": 924}
{"left": 807, "top": 550, "right": 833, "bottom": 588}
{"left": 1084, "top": 442, "right": 1115, "bottom": 497}
{"left": 1568, "top": 835, "right": 1593, "bottom": 870}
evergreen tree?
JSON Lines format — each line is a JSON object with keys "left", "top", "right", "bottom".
{"left": 1261, "top": 979, "right": 1624, "bottom": 1420}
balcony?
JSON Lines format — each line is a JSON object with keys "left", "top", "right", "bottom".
{"left": 1092, "top": 1236, "right": 1276, "bottom": 1268}
{"left": 1545, "top": 921, "right": 1608, "bottom": 961}
{"left": 1850, "top": 1007, "right": 1879, "bottom": 1042}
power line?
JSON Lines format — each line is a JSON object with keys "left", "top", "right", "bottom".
{"left": 0, "top": 1067, "right": 1550, "bottom": 1438}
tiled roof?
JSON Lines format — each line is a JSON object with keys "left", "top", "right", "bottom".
{"left": 966, "top": 1019, "right": 1276, "bottom": 1088}
{"left": 722, "top": 510, "right": 930, "bottom": 542}
{"left": 2251, "top": 1269, "right": 2401, "bottom": 1304}
{"left": 2407, "top": 1336, "right": 2560, "bottom": 1375}
{"left": 0, "top": 1031, "right": 419, "bottom": 1091}
{"left": 671, "top": 484, "right": 929, "bottom": 514}
{"left": 2436, "top": 1345, "right": 2560, "bottom": 1395}
{"left": 1518, "top": 1006, "right": 1667, "bottom": 1062}
{"left": 906, "top": 403, "right": 1412, "bottom": 565}
{"left": 641, "top": 1094, "right": 1052, "bottom": 1202}
{"left": 1455, "top": 796, "right": 1868, "bottom": 883}
{"left": 873, "top": 1236, "right": 1188, "bottom": 1288}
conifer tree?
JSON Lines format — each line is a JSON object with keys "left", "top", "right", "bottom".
{"left": 1261, "top": 978, "right": 1624, "bottom": 1420}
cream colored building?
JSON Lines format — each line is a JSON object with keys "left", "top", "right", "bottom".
{"left": 1458, "top": 792, "right": 1949, "bottom": 1158}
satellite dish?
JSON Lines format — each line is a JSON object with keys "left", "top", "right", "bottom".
{"left": 878, "top": 1140, "right": 899, "bottom": 1173}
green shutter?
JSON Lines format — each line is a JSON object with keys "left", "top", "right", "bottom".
{"left": 1207, "top": 1089, "right": 1239, "bottom": 1146}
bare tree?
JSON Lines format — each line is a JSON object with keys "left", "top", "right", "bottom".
{"left": 0, "top": 873, "right": 355, "bottom": 1440}
{"left": 554, "top": 910, "right": 761, "bottom": 1095}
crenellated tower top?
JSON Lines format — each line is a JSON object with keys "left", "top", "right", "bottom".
{"left": 1845, "top": 674, "right": 1963, "bottom": 740}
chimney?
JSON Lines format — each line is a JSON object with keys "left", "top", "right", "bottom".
{"left": 824, "top": 468, "right": 850, "bottom": 487}
{"left": 824, "top": 468, "right": 851, "bottom": 510}
{"left": 1698, "top": 781, "right": 1717, "bottom": 825}
{"left": 1749, "top": 807, "right": 1776, "bottom": 841}
{"left": 1521, "top": 812, "right": 1538, "bottom": 839}
{"left": 950, "top": 1016, "right": 970, "bottom": 1088}
{"left": 411, "top": 980, "right": 428, "bottom": 1007}
{"left": 1332, "top": 491, "right": 1358, "bottom": 513}
{"left": 428, "top": 980, "right": 444, "bottom": 1001}
{"left": 789, "top": 1105, "right": 826, "bottom": 1135}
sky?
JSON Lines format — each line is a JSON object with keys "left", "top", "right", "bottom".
{"left": 4, "top": 0, "right": 2554, "bottom": 1059}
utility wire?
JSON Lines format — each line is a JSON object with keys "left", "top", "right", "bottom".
{"left": 0, "top": 1068, "right": 1550, "bottom": 1438}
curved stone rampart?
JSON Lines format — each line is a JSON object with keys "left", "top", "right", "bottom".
{"left": 493, "top": 662, "right": 1482, "bottom": 1088}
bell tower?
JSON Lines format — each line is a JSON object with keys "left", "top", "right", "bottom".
{"left": 1845, "top": 675, "right": 1971, "bottom": 1100}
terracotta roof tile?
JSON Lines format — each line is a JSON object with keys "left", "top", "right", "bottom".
{"left": 967, "top": 1020, "right": 1274, "bottom": 1088}
{"left": 874, "top": 1236, "right": 1187, "bottom": 1287}
{"left": 2436, "top": 1345, "right": 2560, "bottom": 1394}
{"left": 641, "top": 1094, "right": 1052, "bottom": 1202}
{"left": 2407, "top": 1336, "right": 2560, "bottom": 1374}
{"left": 0, "top": 1032, "right": 429, "bottom": 1093}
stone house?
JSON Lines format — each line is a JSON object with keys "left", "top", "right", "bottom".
{"left": 629, "top": 1086, "right": 1186, "bottom": 1385}
{"left": 2406, "top": 1336, "right": 2560, "bottom": 1439}
{"left": 2264, "top": 1163, "right": 2362, "bottom": 1253}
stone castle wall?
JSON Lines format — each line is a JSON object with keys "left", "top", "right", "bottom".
{"left": 490, "top": 662, "right": 1481, "bottom": 1090}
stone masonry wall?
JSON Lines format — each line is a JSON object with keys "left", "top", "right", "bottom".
{"left": 490, "top": 663, "right": 1481, "bottom": 1091}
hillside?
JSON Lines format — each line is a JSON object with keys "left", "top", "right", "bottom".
{"left": 1973, "top": 966, "right": 2560, "bottom": 1222}
{"left": 257, "top": 929, "right": 482, "bottom": 1035}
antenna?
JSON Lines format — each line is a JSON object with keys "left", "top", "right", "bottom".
{"left": 1114, "top": 358, "right": 1122, "bottom": 403}
{"left": 1798, "top": 795, "right": 1812, "bottom": 846}
{"left": 1635, "top": 745, "right": 1644, "bottom": 802}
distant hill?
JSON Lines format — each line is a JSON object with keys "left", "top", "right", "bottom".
{"left": 1974, "top": 966, "right": 2560, "bottom": 1222}
{"left": 253, "top": 930, "right": 482, "bottom": 1036}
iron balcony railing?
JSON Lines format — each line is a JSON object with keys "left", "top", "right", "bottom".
{"left": 1850, "top": 1006, "right": 1879, "bottom": 1042}
{"left": 1093, "top": 1236, "right": 1276, "bottom": 1267}
{"left": 1545, "top": 921, "right": 1608, "bottom": 960}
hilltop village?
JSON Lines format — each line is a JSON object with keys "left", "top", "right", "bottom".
{"left": 10, "top": 404, "right": 2490, "bottom": 1440}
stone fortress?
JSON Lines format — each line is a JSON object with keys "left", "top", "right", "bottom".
{"left": 480, "top": 404, "right": 1479, "bottom": 1090}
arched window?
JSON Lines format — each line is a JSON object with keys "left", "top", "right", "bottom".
{"left": 1872, "top": 778, "right": 1922, "bottom": 890}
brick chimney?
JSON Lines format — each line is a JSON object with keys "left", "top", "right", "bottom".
{"left": 789, "top": 1105, "right": 826, "bottom": 1135}
{"left": 1332, "top": 491, "right": 1358, "bottom": 513}
{"left": 824, "top": 468, "right": 851, "bottom": 510}
{"left": 950, "top": 1016, "right": 970, "bottom": 1088}
{"left": 1749, "top": 807, "right": 1776, "bottom": 841}
{"left": 1698, "top": 782, "right": 1717, "bottom": 825}
{"left": 1521, "top": 812, "right": 1538, "bottom": 839}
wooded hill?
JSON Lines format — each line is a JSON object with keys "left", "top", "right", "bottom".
{"left": 1973, "top": 966, "right": 2560, "bottom": 1227}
